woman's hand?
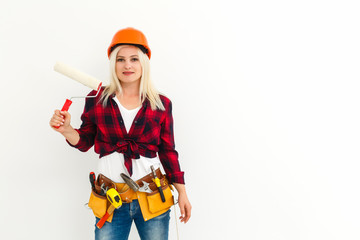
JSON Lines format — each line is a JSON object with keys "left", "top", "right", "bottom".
{"left": 49, "top": 110, "right": 71, "bottom": 133}
{"left": 173, "top": 183, "right": 192, "bottom": 223}
{"left": 49, "top": 110, "right": 80, "bottom": 145}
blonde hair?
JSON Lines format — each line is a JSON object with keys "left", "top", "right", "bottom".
{"left": 100, "top": 45, "right": 165, "bottom": 111}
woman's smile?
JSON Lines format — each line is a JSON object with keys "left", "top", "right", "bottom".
{"left": 123, "top": 71, "right": 134, "bottom": 76}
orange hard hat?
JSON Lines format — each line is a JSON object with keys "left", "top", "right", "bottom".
{"left": 107, "top": 27, "right": 151, "bottom": 59}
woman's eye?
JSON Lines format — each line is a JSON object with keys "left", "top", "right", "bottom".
{"left": 131, "top": 58, "right": 139, "bottom": 61}
{"left": 117, "top": 59, "right": 124, "bottom": 62}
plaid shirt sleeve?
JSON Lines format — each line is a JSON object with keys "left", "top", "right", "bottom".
{"left": 66, "top": 91, "right": 97, "bottom": 151}
{"left": 158, "top": 99, "right": 185, "bottom": 184}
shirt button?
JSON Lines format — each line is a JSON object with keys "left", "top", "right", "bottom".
{"left": 134, "top": 121, "right": 137, "bottom": 124}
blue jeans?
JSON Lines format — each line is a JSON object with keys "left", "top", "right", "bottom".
{"left": 95, "top": 200, "right": 170, "bottom": 240}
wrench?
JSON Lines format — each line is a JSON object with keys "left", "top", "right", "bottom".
{"left": 138, "top": 181, "right": 153, "bottom": 193}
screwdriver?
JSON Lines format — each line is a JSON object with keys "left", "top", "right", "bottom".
{"left": 89, "top": 172, "right": 96, "bottom": 191}
{"left": 150, "top": 166, "right": 165, "bottom": 202}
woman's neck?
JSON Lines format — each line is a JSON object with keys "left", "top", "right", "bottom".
{"left": 120, "top": 80, "right": 140, "bottom": 97}
{"left": 117, "top": 81, "right": 141, "bottom": 109}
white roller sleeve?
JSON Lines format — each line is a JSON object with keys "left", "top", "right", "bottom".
{"left": 54, "top": 61, "right": 102, "bottom": 91}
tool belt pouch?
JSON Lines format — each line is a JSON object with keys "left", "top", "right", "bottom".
{"left": 88, "top": 174, "right": 116, "bottom": 222}
{"left": 146, "top": 177, "right": 174, "bottom": 214}
{"left": 88, "top": 190, "right": 109, "bottom": 220}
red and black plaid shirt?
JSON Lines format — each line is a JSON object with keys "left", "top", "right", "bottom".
{"left": 67, "top": 87, "right": 185, "bottom": 184}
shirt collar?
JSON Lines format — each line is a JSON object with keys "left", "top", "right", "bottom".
{"left": 111, "top": 93, "right": 148, "bottom": 108}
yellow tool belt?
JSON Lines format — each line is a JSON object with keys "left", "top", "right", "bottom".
{"left": 88, "top": 169, "right": 174, "bottom": 222}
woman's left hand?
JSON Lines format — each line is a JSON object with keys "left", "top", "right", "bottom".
{"left": 173, "top": 183, "right": 192, "bottom": 223}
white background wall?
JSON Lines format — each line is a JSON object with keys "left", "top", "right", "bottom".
{"left": 1, "top": 0, "right": 359, "bottom": 239}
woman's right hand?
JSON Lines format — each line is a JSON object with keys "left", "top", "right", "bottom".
{"left": 50, "top": 110, "right": 80, "bottom": 145}
{"left": 49, "top": 110, "right": 72, "bottom": 133}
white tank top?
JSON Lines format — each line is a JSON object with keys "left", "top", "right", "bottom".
{"left": 97, "top": 96, "right": 162, "bottom": 183}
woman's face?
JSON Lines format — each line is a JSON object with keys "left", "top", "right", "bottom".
{"left": 115, "top": 45, "right": 142, "bottom": 86}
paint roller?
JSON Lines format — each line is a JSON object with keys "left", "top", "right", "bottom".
{"left": 53, "top": 61, "right": 102, "bottom": 128}
{"left": 54, "top": 61, "right": 102, "bottom": 111}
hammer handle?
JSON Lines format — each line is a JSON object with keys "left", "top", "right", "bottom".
{"left": 96, "top": 205, "right": 115, "bottom": 229}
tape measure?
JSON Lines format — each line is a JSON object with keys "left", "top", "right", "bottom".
{"left": 106, "top": 188, "right": 122, "bottom": 209}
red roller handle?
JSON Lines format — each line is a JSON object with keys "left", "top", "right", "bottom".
{"left": 61, "top": 99, "right": 73, "bottom": 111}
{"left": 54, "top": 99, "right": 72, "bottom": 129}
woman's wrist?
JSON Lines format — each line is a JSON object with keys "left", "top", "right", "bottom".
{"left": 61, "top": 126, "right": 80, "bottom": 145}
{"left": 173, "top": 183, "right": 187, "bottom": 195}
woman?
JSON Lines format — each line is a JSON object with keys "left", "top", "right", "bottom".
{"left": 49, "top": 27, "right": 191, "bottom": 240}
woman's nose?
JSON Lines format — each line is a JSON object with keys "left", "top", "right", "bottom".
{"left": 124, "top": 60, "right": 132, "bottom": 69}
